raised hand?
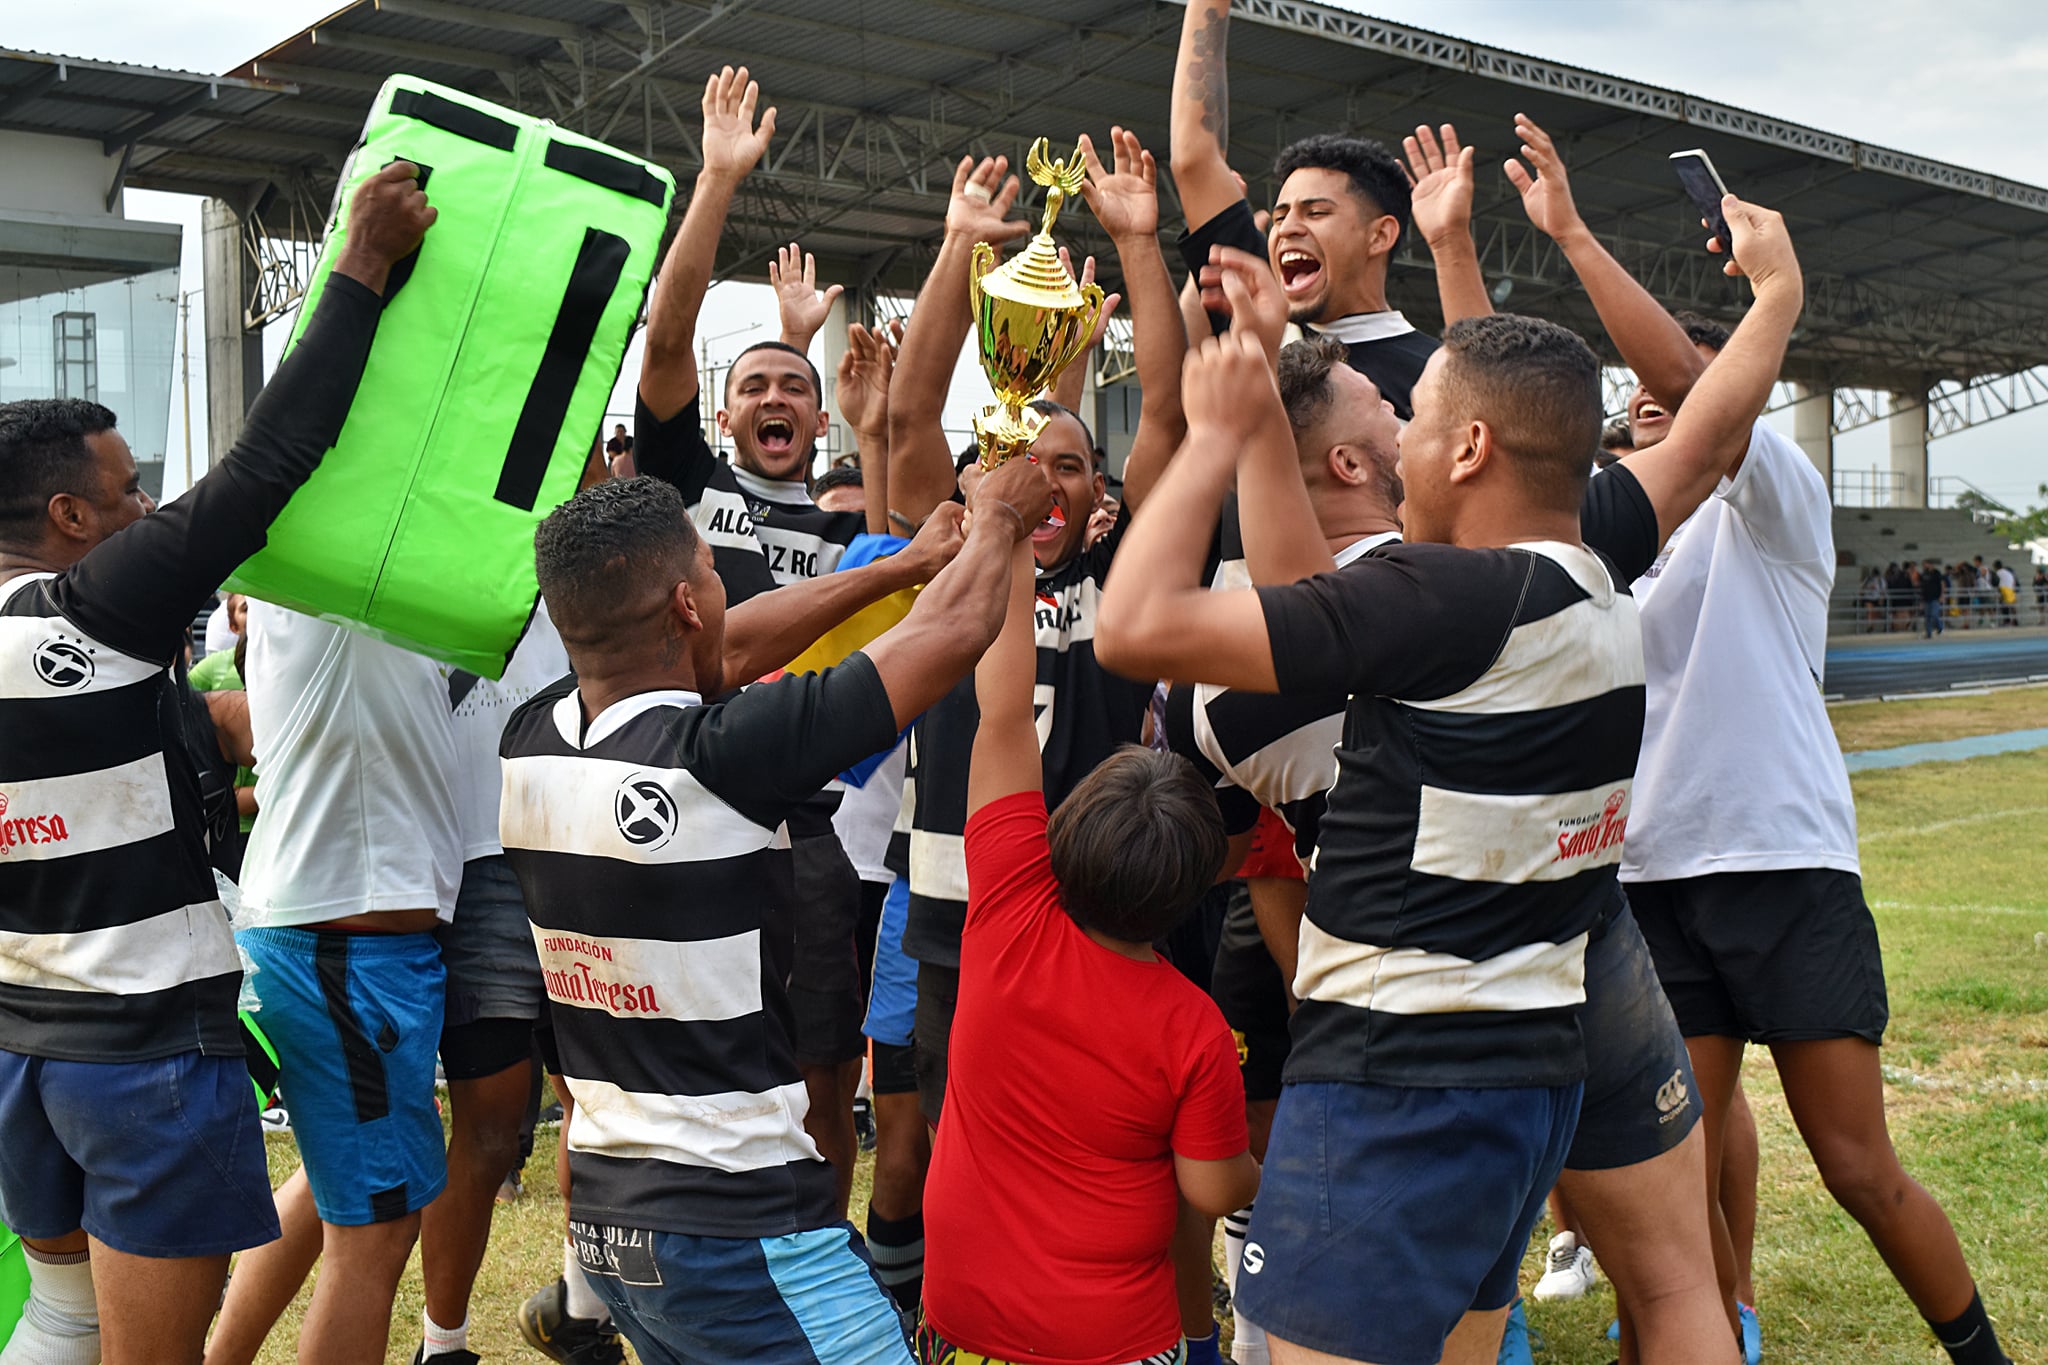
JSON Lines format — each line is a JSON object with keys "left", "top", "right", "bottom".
{"left": 1403, "top": 123, "right": 1476, "bottom": 249}
{"left": 945, "top": 154, "right": 1028, "bottom": 245}
{"left": 1714, "top": 196, "right": 1801, "bottom": 296}
{"left": 1056, "top": 248, "right": 1125, "bottom": 364}
{"left": 700, "top": 65, "right": 775, "bottom": 183}
{"left": 1502, "top": 113, "right": 1586, "bottom": 243}
{"left": 771, "top": 242, "right": 843, "bottom": 348}
{"left": 1201, "top": 245, "right": 1287, "bottom": 362}
{"left": 1182, "top": 327, "right": 1285, "bottom": 454}
{"left": 834, "top": 322, "right": 894, "bottom": 437}
{"left": 1078, "top": 127, "right": 1159, "bottom": 242}
{"left": 335, "top": 160, "right": 438, "bottom": 292}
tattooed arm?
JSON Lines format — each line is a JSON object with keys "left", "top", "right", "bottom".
{"left": 1170, "top": 0, "right": 1242, "bottom": 233}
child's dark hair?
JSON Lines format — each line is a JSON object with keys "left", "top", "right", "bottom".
{"left": 1047, "top": 746, "right": 1228, "bottom": 943}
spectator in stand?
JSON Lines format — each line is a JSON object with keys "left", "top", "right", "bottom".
{"left": 1921, "top": 559, "right": 1947, "bottom": 638}
{"left": 1885, "top": 562, "right": 1910, "bottom": 632}
{"left": 0, "top": 161, "right": 430, "bottom": 1365}
{"left": 2035, "top": 565, "right": 2048, "bottom": 624}
{"left": 1859, "top": 568, "right": 1886, "bottom": 633}
{"left": 1993, "top": 560, "right": 2019, "bottom": 625}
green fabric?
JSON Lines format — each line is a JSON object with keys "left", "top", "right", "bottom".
{"left": 188, "top": 649, "right": 258, "bottom": 831}
{"left": 0, "top": 1228, "right": 23, "bottom": 1347}
{"left": 227, "top": 76, "right": 674, "bottom": 678}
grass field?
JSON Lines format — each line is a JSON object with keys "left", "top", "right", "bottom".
{"left": 243, "top": 695, "right": 2048, "bottom": 1364}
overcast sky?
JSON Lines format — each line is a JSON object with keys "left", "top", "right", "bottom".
{"left": 16, "top": 0, "right": 2047, "bottom": 508}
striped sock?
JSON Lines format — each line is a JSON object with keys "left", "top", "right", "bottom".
{"left": 864, "top": 1208, "right": 925, "bottom": 1312}
{"left": 1221, "top": 1205, "right": 1268, "bottom": 1365}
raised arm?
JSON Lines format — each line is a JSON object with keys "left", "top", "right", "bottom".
{"left": 968, "top": 535, "right": 1041, "bottom": 814}
{"left": 51, "top": 163, "right": 433, "bottom": 662}
{"left": 771, "top": 242, "right": 844, "bottom": 354}
{"left": 721, "top": 503, "right": 964, "bottom": 683}
{"left": 1170, "top": 0, "right": 1242, "bottom": 234}
{"left": 1403, "top": 123, "right": 1492, "bottom": 326}
{"left": 1505, "top": 114, "right": 1707, "bottom": 418}
{"left": 1080, "top": 128, "right": 1188, "bottom": 512}
{"left": 1049, "top": 251, "right": 1121, "bottom": 416}
{"left": 1097, "top": 331, "right": 1280, "bottom": 692}
{"left": 833, "top": 322, "right": 896, "bottom": 536}
{"left": 1623, "top": 195, "right": 1804, "bottom": 536}
{"left": 1210, "top": 251, "right": 1336, "bottom": 585}
{"left": 886, "top": 156, "right": 1028, "bottom": 523}
{"left": 640, "top": 66, "right": 775, "bottom": 421}
{"left": 863, "top": 456, "right": 1053, "bottom": 730}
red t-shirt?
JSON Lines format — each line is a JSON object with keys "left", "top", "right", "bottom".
{"left": 922, "top": 792, "right": 1249, "bottom": 1365}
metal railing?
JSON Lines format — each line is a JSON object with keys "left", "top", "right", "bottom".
{"left": 1830, "top": 582, "right": 2048, "bottom": 635}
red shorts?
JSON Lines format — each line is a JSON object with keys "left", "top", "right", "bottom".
{"left": 1238, "top": 807, "right": 1305, "bottom": 881}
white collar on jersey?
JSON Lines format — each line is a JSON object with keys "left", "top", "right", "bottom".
{"left": 1333, "top": 529, "right": 1403, "bottom": 568}
{"left": 734, "top": 463, "right": 819, "bottom": 507}
{"left": 554, "top": 687, "right": 703, "bottom": 749}
{"left": 1308, "top": 310, "right": 1417, "bottom": 345}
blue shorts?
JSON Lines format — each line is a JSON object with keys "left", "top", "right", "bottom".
{"left": 0, "top": 1048, "right": 280, "bottom": 1257}
{"left": 862, "top": 878, "right": 916, "bottom": 1048}
{"left": 1235, "top": 1080, "right": 1581, "bottom": 1365}
{"left": 240, "top": 926, "right": 447, "bottom": 1225}
{"left": 570, "top": 1217, "right": 911, "bottom": 1365}
{"left": 1569, "top": 907, "right": 1699, "bottom": 1171}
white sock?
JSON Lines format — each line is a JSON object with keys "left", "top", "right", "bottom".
{"left": 421, "top": 1309, "right": 468, "bottom": 1357}
{"left": 1220, "top": 1207, "right": 1268, "bottom": 1365}
{"left": 0, "top": 1248, "right": 99, "bottom": 1365}
{"left": 561, "top": 1240, "right": 609, "bottom": 1323}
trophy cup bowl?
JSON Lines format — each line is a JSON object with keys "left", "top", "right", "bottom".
{"left": 968, "top": 138, "right": 1107, "bottom": 471}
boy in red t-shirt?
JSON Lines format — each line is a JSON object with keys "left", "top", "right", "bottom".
{"left": 919, "top": 532, "right": 1258, "bottom": 1365}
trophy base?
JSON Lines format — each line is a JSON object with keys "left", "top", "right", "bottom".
{"left": 972, "top": 403, "right": 1048, "bottom": 471}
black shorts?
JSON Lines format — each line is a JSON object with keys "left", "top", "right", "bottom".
{"left": 1627, "top": 869, "right": 1889, "bottom": 1044}
{"left": 1209, "top": 883, "right": 1289, "bottom": 1103}
{"left": 1567, "top": 906, "right": 1699, "bottom": 1171}
{"left": 870, "top": 1039, "right": 917, "bottom": 1097}
{"left": 912, "top": 961, "right": 959, "bottom": 1126}
{"left": 790, "top": 833, "right": 867, "bottom": 1068}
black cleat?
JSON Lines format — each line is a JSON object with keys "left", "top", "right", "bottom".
{"left": 516, "top": 1278, "right": 626, "bottom": 1365}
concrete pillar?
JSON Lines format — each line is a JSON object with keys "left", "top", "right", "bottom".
{"left": 817, "top": 290, "right": 852, "bottom": 478}
{"left": 1791, "top": 382, "right": 1833, "bottom": 492}
{"left": 1887, "top": 391, "right": 1929, "bottom": 508}
{"left": 200, "top": 197, "right": 263, "bottom": 469}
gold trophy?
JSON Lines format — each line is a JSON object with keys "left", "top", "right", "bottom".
{"left": 968, "top": 137, "right": 1107, "bottom": 470}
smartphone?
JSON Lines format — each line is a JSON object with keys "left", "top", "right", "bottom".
{"left": 1668, "top": 149, "right": 1730, "bottom": 254}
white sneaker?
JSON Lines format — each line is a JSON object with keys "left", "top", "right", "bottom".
{"left": 1531, "top": 1231, "right": 1597, "bottom": 1302}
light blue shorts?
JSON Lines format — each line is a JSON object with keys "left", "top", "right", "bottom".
{"left": 239, "top": 926, "right": 447, "bottom": 1225}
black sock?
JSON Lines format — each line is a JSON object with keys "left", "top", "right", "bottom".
{"left": 1928, "top": 1291, "right": 2011, "bottom": 1365}
{"left": 865, "top": 1208, "right": 924, "bottom": 1313}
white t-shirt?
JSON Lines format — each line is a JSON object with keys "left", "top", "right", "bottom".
{"left": 831, "top": 738, "right": 906, "bottom": 885}
{"left": 239, "top": 603, "right": 462, "bottom": 925}
{"left": 450, "top": 604, "right": 569, "bottom": 861}
{"left": 1622, "top": 419, "right": 1859, "bottom": 882}
{"left": 203, "top": 601, "right": 237, "bottom": 655}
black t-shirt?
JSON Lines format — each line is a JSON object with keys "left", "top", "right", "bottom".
{"left": 902, "top": 504, "right": 1154, "bottom": 967}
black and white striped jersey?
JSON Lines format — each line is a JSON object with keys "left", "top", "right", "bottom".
{"left": 900, "top": 504, "right": 1155, "bottom": 968}
{"left": 1256, "top": 485, "right": 1660, "bottom": 1089}
{"left": 632, "top": 394, "right": 863, "bottom": 605}
{"left": 0, "top": 274, "right": 380, "bottom": 1063}
{"left": 1165, "top": 532, "right": 1399, "bottom": 865}
{"left": 498, "top": 654, "right": 900, "bottom": 1237}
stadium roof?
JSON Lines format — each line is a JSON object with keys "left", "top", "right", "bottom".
{"left": 9, "top": 0, "right": 2048, "bottom": 405}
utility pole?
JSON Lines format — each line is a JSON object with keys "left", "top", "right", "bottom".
{"left": 178, "top": 289, "right": 199, "bottom": 491}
